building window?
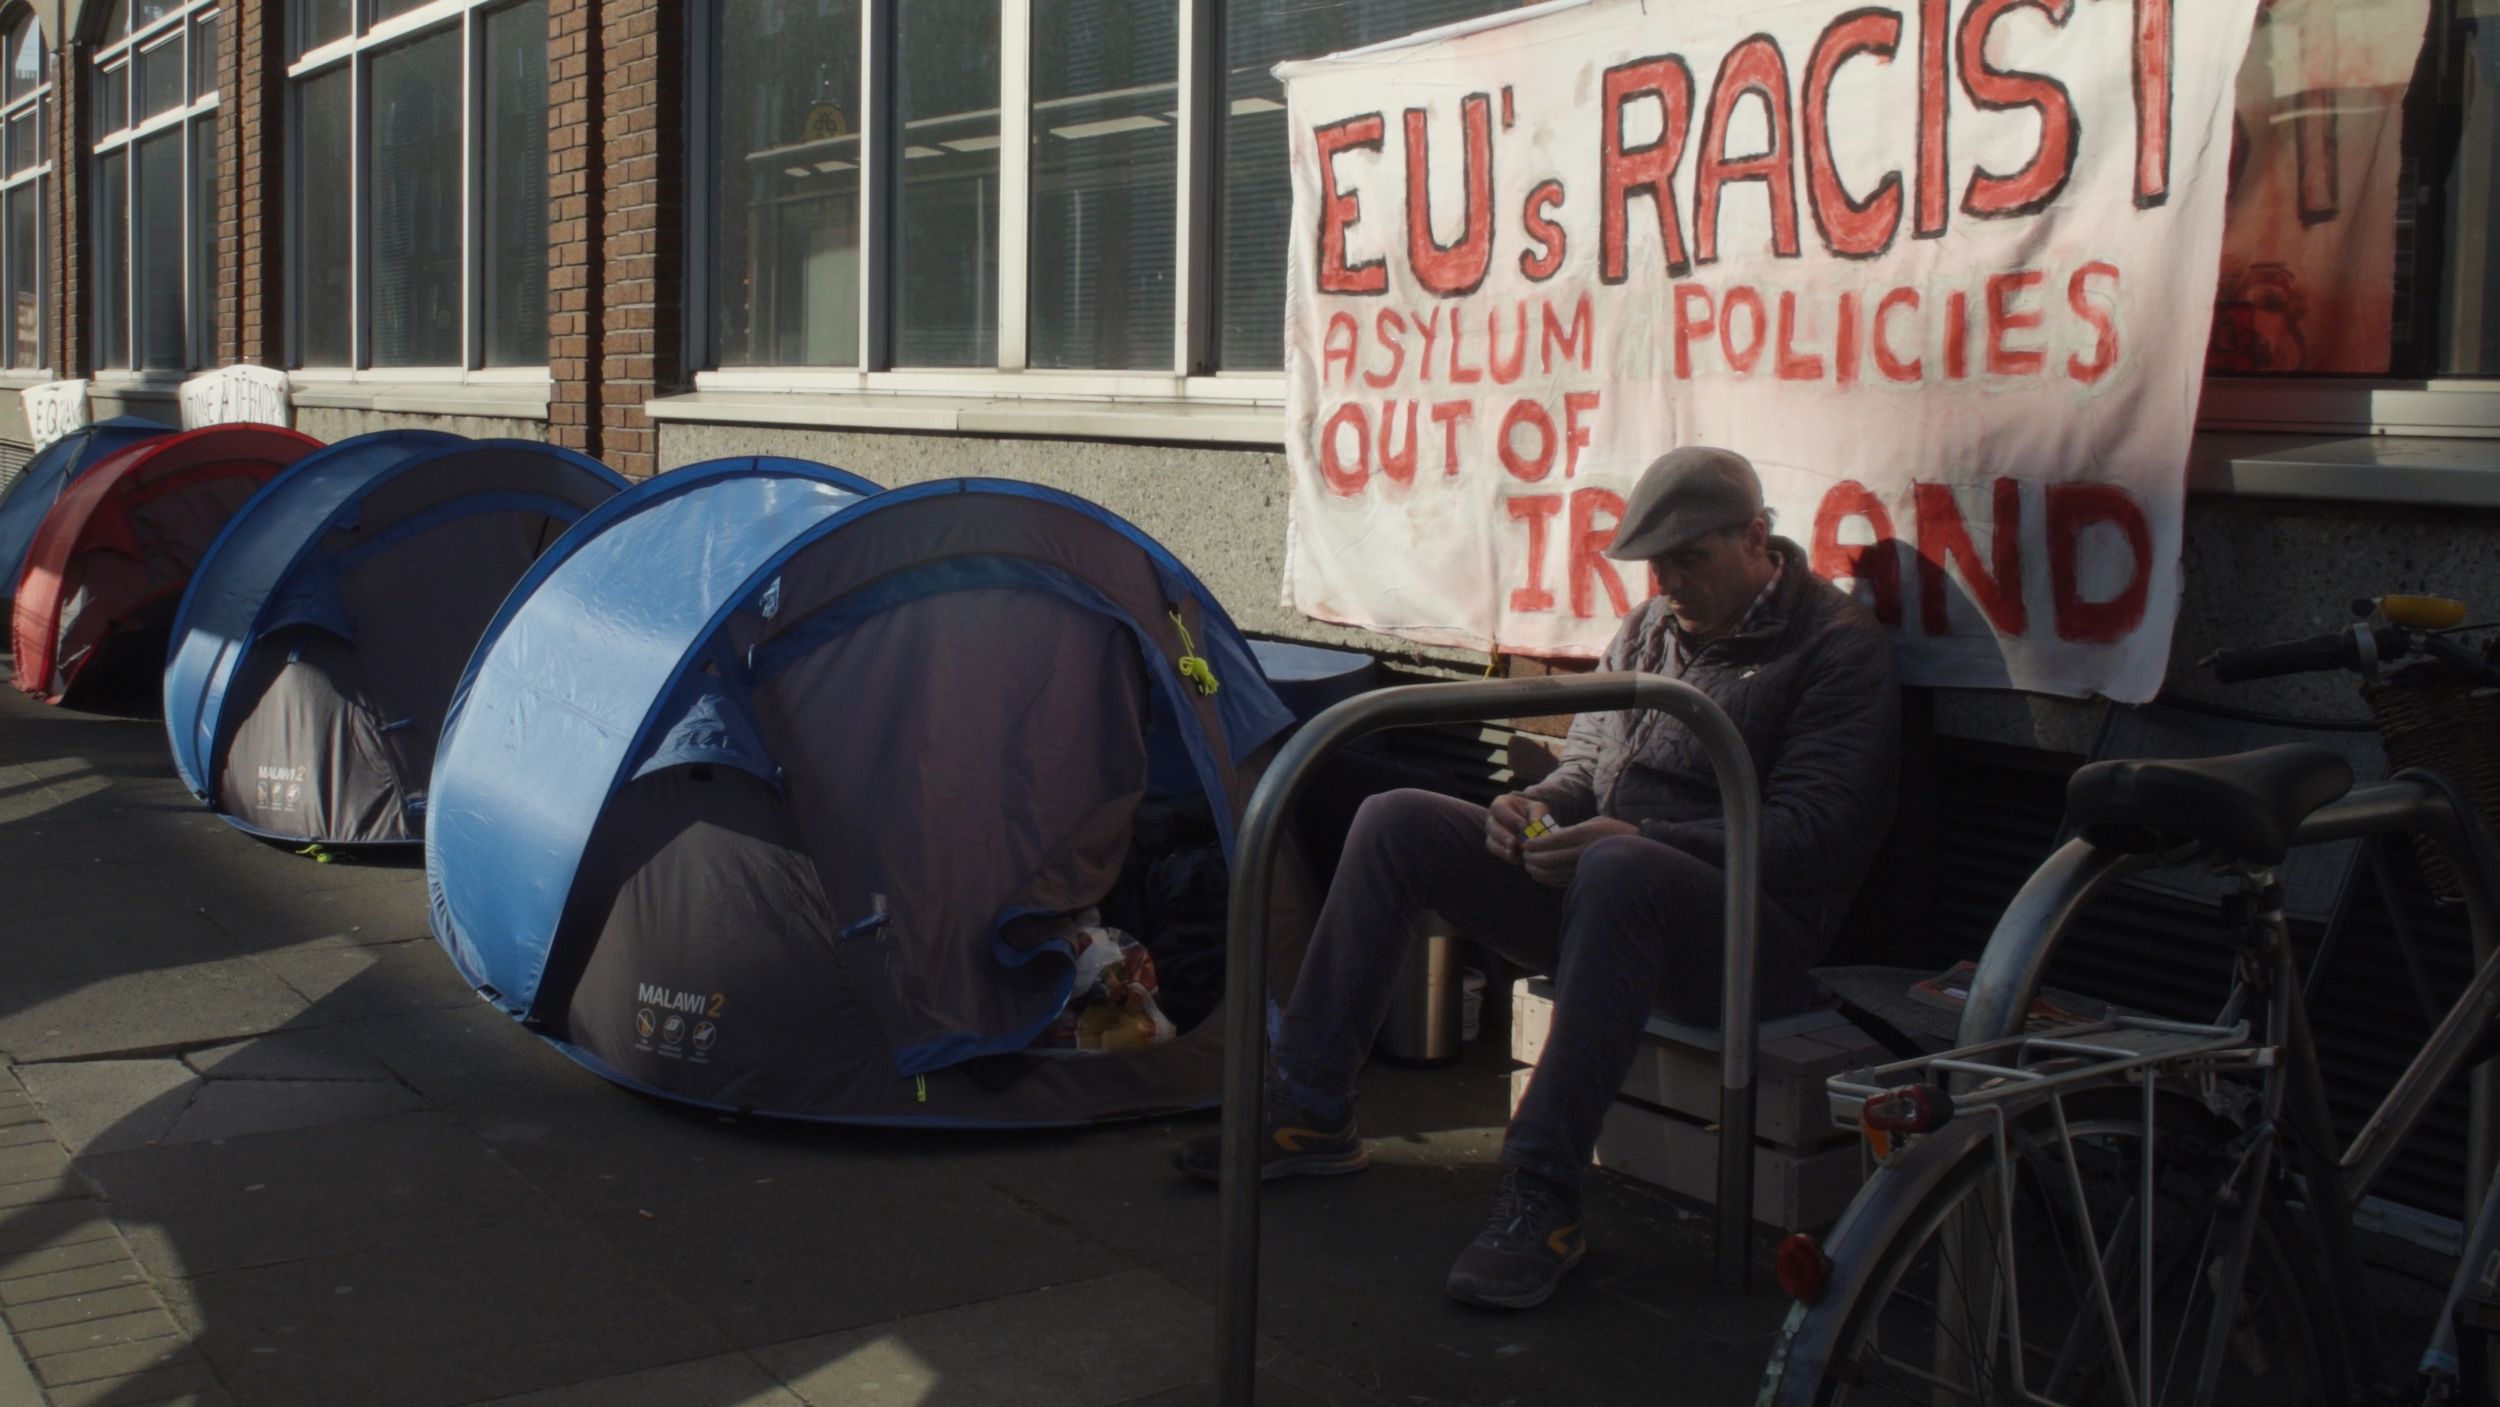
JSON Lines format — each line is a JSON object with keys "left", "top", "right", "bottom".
{"left": 288, "top": 0, "right": 548, "bottom": 371}
{"left": 89, "top": 0, "right": 216, "bottom": 374}
{"left": 2, "top": 7, "right": 47, "bottom": 372}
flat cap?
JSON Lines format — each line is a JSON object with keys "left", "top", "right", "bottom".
{"left": 1603, "top": 446, "right": 1765, "bottom": 560}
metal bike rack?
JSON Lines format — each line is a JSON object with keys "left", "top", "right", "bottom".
{"left": 1214, "top": 672, "right": 1763, "bottom": 1406}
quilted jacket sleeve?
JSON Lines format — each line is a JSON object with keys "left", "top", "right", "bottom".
{"left": 1515, "top": 614, "right": 1649, "bottom": 826}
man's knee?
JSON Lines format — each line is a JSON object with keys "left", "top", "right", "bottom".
{"left": 1570, "top": 833, "right": 1718, "bottom": 910}
{"left": 1346, "top": 788, "right": 1461, "bottom": 856}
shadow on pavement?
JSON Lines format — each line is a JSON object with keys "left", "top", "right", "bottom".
{"left": 0, "top": 669, "right": 1791, "bottom": 1406}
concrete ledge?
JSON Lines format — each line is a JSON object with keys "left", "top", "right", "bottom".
{"left": 645, "top": 389, "right": 1285, "bottom": 447}
{"left": 286, "top": 380, "right": 551, "bottom": 422}
{"left": 2189, "top": 433, "right": 2500, "bottom": 508}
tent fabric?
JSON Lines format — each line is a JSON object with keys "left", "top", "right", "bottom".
{"left": 162, "top": 433, "right": 628, "bottom": 844}
{"left": 427, "top": 469, "right": 1303, "bottom": 1126}
{"left": 0, "top": 418, "right": 171, "bottom": 615}
{"left": 10, "top": 424, "right": 321, "bottom": 703}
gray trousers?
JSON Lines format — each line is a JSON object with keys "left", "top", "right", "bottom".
{"left": 1273, "top": 789, "right": 1819, "bottom": 1193}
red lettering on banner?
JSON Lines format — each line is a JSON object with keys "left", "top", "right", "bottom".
{"left": 1405, "top": 96, "right": 1497, "bottom": 296}
{"left": 1695, "top": 35, "right": 1803, "bottom": 264}
{"left": 1945, "top": 289, "right": 1969, "bottom": 379}
{"left": 1803, "top": 8, "right": 1906, "bottom": 258}
{"left": 1500, "top": 400, "right": 1558, "bottom": 481}
{"left": 2047, "top": 483, "right": 2152, "bottom": 642}
{"left": 1323, "top": 313, "right": 1359, "bottom": 385}
{"left": 1315, "top": 114, "right": 1388, "bottom": 295}
{"left": 1487, "top": 305, "right": 1528, "bottom": 384}
{"left": 1571, "top": 488, "right": 1634, "bottom": 619}
{"left": 1916, "top": 0, "right": 1950, "bottom": 237}
{"left": 1541, "top": 295, "right": 1594, "bottom": 373}
{"left": 1913, "top": 478, "right": 2026, "bottom": 634}
{"left": 1379, "top": 401, "right": 1420, "bottom": 485}
{"left": 1600, "top": 56, "right": 1698, "bottom": 281}
{"left": 2133, "top": 0, "right": 2173, "bottom": 207}
{"left": 1775, "top": 290, "right": 1826, "bottom": 380}
{"left": 1416, "top": 307, "right": 1443, "bottom": 383}
{"left": 1837, "top": 290, "right": 1864, "bottom": 385}
{"left": 1432, "top": 401, "right": 1474, "bottom": 475}
{"left": 1520, "top": 181, "right": 1568, "bottom": 282}
{"left": 1564, "top": 393, "right": 1601, "bottom": 477}
{"left": 1721, "top": 286, "right": 1767, "bottom": 373}
{"left": 1674, "top": 283, "right": 1716, "bottom": 379}
{"left": 1810, "top": 480, "right": 1903, "bottom": 624}
{"left": 1449, "top": 313, "right": 1483, "bottom": 384}
{"left": 1320, "top": 403, "right": 1370, "bottom": 496}
{"left": 1509, "top": 495, "right": 1565, "bottom": 612}
{"left": 1985, "top": 269, "right": 2046, "bottom": 375}
{"left": 1363, "top": 310, "right": 1408, "bottom": 389}
{"left": 1874, "top": 288, "right": 1922, "bottom": 381}
{"left": 1958, "top": 0, "right": 2080, "bottom": 218}
{"left": 2066, "top": 262, "right": 2119, "bottom": 382}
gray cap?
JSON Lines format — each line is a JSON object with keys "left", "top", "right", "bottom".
{"left": 1602, "top": 446, "right": 1765, "bottom": 560}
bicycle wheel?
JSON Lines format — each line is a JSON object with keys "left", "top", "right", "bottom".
{"left": 1793, "top": 1085, "right": 2344, "bottom": 1406}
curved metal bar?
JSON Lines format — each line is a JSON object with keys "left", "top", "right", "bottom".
{"left": 1957, "top": 840, "right": 2163, "bottom": 1049}
{"left": 1215, "top": 673, "right": 1762, "bottom": 1406}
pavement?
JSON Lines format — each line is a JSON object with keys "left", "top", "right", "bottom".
{"left": 0, "top": 676, "right": 1795, "bottom": 1407}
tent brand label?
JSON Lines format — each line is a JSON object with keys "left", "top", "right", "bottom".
{"left": 254, "top": 765, "right": 307, "bottom": 812}
{"left": 634, "top": 983, "right": 723, "bottom": 1017}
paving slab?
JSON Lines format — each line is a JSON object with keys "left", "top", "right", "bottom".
{"left": 15, "top": 1306, "right": 184, "bottom": 1359}
{"left": 160, "top": 1077, "right": 429, "bottom": 1146}
{"left": 181, "top": 1029, "right": 399, "bottom": 1083}
{"left": 463, "top": 1353, "right": 807, "bottom": 1407}
{"left": 161, "top": 1217, "right": 728, "bottom": 1407}
{"left": 75, "top": 1113, "right": 547, "bottom": 1279}
{"left": 447, "top": 1094, "right": 908, "bottom": 1216}
{"left": 756, "top": 1270, "right": 1208, "bottom": 1407}
{"left": 35, "top": 1361, "right": 222, "bottom": 1407}
{"left": 0, "top": 897, "right": 237, "bottom": 982}
{"left": 3, "top": 1284, "right": 160, "bottom": 1333}
{"left": 0, "top": 1203, "right": 112, "bottom": 1260}
{"left": 583, "top": 1166, "right": 1127, "bottom": 1348}
{"left": 0, "top": 961, "right": 311, "bottom": 1063}
{"left": 15, "top": 1062, "right": 199, "bottom": 1155}
{"left": 252, "top": 939, "right": 478, "bottom": 1023}
{"left": 194, "top": 881, "right": 434, "bottom": 954}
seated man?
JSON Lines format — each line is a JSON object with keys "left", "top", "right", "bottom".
{"left": 1175, "top": 446, "right": 1900, "bottom": 1309}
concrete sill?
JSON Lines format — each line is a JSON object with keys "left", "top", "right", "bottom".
{"left": 286, "top": 380, "right": 552, "bottom": 422}
{"left": 2188, "top": 433, "right": 2500, "bottom": 509}
{"left": 644, "top": 389, "right": 1286, "bottom": 447}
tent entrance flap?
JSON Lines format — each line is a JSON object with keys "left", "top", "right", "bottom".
{"left": 218, "top": 629, "right": 410, "bottom": 842}
{"left": 753, "top": 583, "right": 1155, "bottom": 1077}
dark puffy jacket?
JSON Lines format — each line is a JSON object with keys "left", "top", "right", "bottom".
{"left": 1519, "top": 536, "right": 1900, "bottom": 941}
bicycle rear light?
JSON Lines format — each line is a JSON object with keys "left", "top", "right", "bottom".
{"left": 1861, "top": 1083, "right": 1953, "bottom": 1134}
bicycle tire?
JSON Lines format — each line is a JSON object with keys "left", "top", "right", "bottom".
{"left": 1764, "top": 1086, "right": 2347, "bottom": 1406}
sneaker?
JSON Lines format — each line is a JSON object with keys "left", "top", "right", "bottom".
{"left": 1171, "top": 1092, "right": 1369, "bottom": 1184}
{"left": 1444, "top": 1173, "right": 1586, "bottom": 1309}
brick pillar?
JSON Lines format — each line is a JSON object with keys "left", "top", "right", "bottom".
{"left": 229, "top": 0, "right": 283, "bottom": 366}
{"left": 48, "top": 38, "right": 84, "bottom": 377}
{"left": 593, "top": 0, "right": 681, "bottom": 478}
{"left": 545, "top": 0, "right": 597, "bottom": 458}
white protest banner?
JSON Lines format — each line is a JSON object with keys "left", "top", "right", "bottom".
{"left": 19, "top": 380, "right": 87, "bottom": 453}
{"left": 1280, "top": 0, "right": 2259, "bottom": 701}
{"left": 179, "top": 364, "right": 294, "bottom": 431}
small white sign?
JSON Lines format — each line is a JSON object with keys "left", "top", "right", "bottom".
{"left": 179, "top": 364, "right": 293, "bottom": 431}
{"left": 20, "top": 379, "right": 88, "bottom": 452}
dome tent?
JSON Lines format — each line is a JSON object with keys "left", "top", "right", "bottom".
{"left": 11, "top": 424, "right": 321, "bottom": 703}
{"left": 0, "top": 417, "right": 172, "bottom": 615}
{"left": 164, "top": 433, "right": 629, "bottom": 844}
{"left": 426, "top": 464, "right": 1300, "bottom": 1126}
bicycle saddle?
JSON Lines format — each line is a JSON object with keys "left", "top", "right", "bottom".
{"left": 2065, "top": 744, "right": 2354, "bottom": 864}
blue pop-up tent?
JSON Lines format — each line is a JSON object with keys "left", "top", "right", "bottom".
{"left": 164, "top": 432, "right": 627, "bottom": 844}
{"left": 426, "top": 462, "right": 1300, "bottom": 1125}
{"left": 0, "top": 417, "right": 170, "bottom": 613}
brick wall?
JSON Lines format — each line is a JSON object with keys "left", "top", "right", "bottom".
{"left": 231, "top": 0, "right": 281, "bottom": 365}
{"left": 47, "top": 35, "right": 80, "bottom": 378}
{"left": 545, "top": 0, "right": 596, "bottom": 457}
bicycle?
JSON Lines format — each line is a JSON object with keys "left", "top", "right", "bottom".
{"left": 1758, "top": 595, "right": 2500, "bottom": 1406}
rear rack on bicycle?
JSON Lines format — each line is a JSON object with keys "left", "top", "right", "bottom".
{"left": 1823, "top": 1014, "right": 2255, "bottom": 1131}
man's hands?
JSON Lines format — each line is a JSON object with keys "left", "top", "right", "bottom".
{"left": 1485, "top": 793, "right": 1639, "bottom": 887}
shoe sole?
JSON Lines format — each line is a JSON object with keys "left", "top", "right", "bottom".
{"left": 1176, "top": 1148, "right": 1371, "bottom": 1185}
{"left": 1446, "top": 1244, "right": 1586, "bottom": 1310}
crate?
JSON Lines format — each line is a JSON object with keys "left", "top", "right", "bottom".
{"left": 1509, "top": 978, "right": 1880, "bottom": 1229}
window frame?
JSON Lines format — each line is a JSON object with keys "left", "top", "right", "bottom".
{"left": 284, "top": 0, "right": 549, "bottom": 382}
{"left": 0, "top": 4, "right": 49, "bottom": 376}
{"left": 86, "top": 0, "right": 217, "bottom": 379}
{"left": 679, "top": 1, "right": 2500, "bottom": 440}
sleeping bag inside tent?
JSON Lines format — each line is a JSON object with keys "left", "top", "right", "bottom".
{"left": 164, "top": 434, "right": 630, "bottom": 844}
{"left": 0, "top": 417, "right": 172, "bottom": 616}
{"left": 427, "top": 467, "right": 1302, "bottom": 1125}
{"left": 11, "top": 424, "right": 321, "bottom": 703}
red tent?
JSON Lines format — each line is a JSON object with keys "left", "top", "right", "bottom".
{"left": 10, "top": 424, "right": 320, "bottom": 703}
